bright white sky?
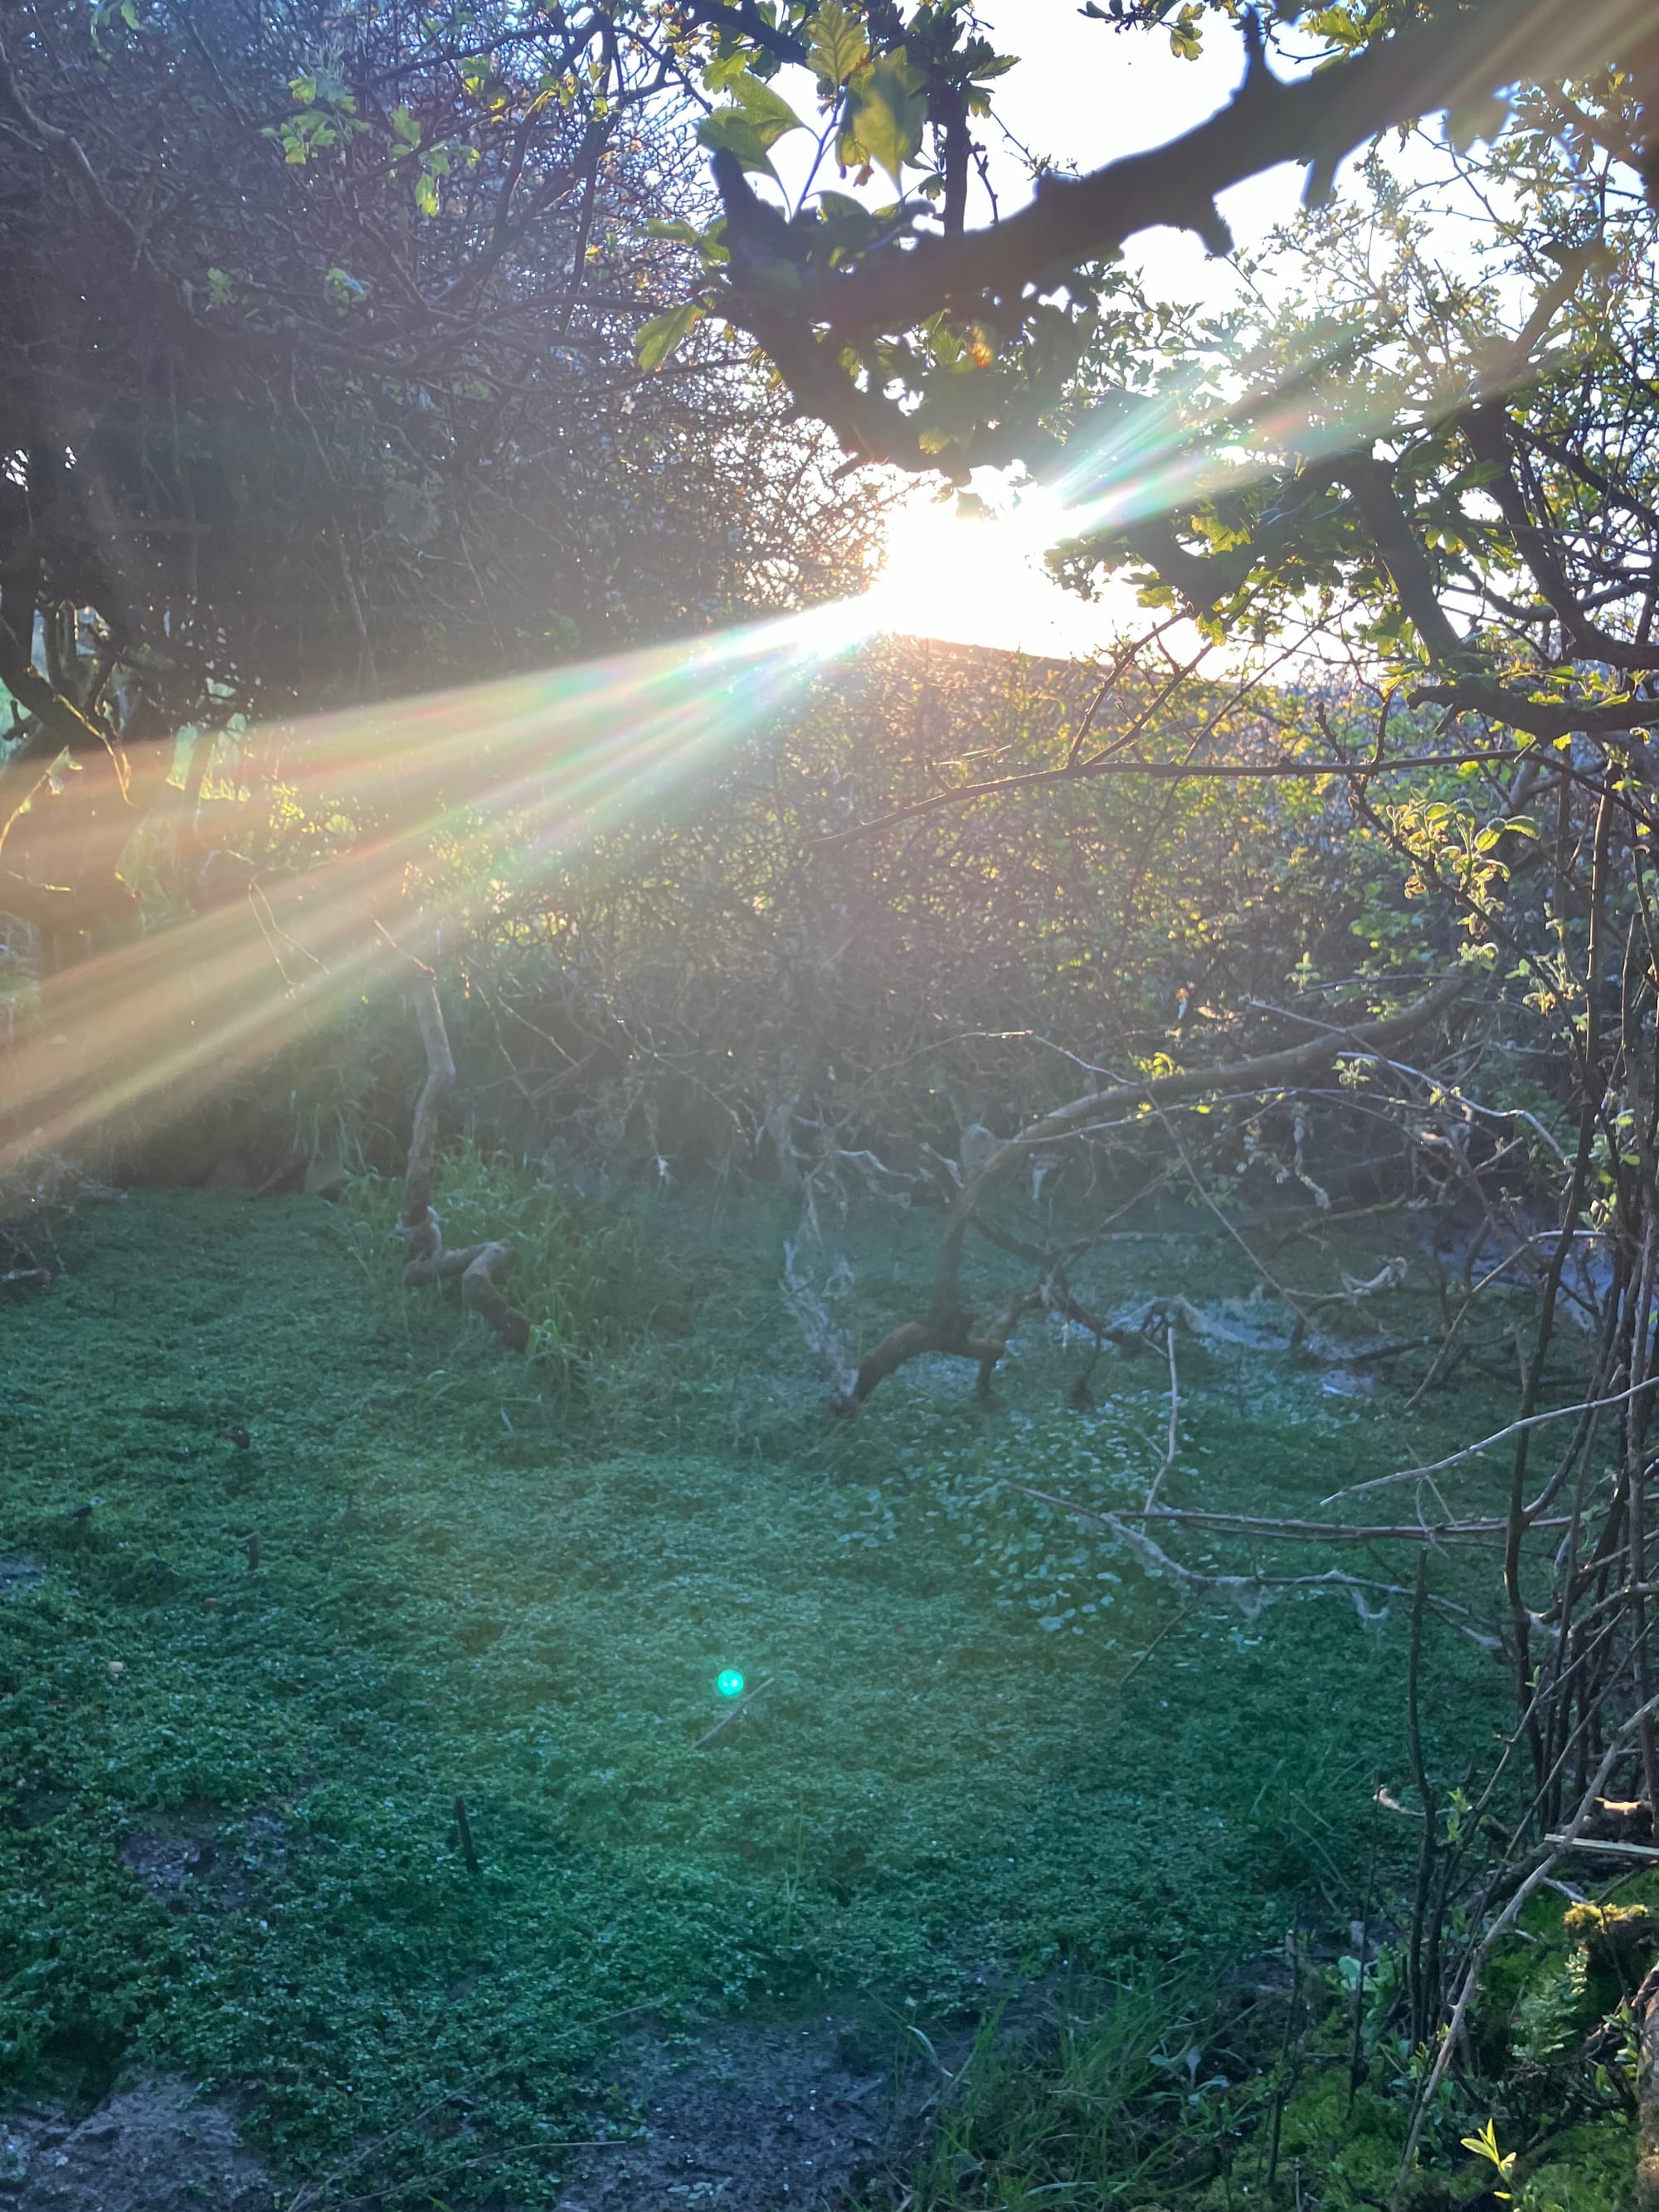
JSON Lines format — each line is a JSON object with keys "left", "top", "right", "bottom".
{"left": 955, "top": 3, "right": 1307, "bottom": 289}
{"left": 772, "top": 5, "right": 1315, "bottom": 657}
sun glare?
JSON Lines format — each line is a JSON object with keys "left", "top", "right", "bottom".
{"left": 5, "top": 475, "right": 1157, "bottom": 1174}
{"left": 864, "top": 483, "right": 1106, "bottom": 659}
{"left": 0, "top": 605, "right": 863, "bottom": 1174}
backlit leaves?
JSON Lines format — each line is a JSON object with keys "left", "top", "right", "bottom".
{"left": 696, "top": 67, "right": 805, "bottom": 178}
{"left": 809, "top": 0, "right": 869, "bottom": 92}
{"left": 635, "top": 300, "right": 705, "bottom": 372}
{"left": 844, "top": 49, "right": 927, "bottom": 191}
{"left": 265, "top": 70, "right": 363, "bottom": 164}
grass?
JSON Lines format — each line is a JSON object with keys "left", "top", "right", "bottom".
{"left": 891, "top": 1973, "right": 1233, "bottom": 2210}
{"left": 0, "top": 1174, "right": 1531, "bottom": 2204}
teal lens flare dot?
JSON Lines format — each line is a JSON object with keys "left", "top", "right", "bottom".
{"left": 716, "top": 1669, "right": 745, "bottom": 1699}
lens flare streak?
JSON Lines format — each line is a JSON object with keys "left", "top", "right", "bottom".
{"left": 0, "top": 600, "right": 864, "bottom": 1169}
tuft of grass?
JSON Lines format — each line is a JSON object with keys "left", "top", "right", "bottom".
{"left": 883, "top": 1976, "right": 1230, "bottom": 2210}
{"left": 341, "top": 1140, "right": 677, "bottom": 1393}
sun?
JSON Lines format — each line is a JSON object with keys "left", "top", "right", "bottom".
{"left": 863, "top": 480, "right": 1106, "bottom": 659}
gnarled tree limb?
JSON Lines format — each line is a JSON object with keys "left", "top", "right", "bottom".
{"left": 837, "top": 967, "right": 1468, "bottom": 1412}
{"left": 714, "top": 0, "right": 1642, "bottom": 470}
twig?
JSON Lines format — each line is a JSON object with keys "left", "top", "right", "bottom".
{"left": 1398, "top": 1694, "right": 1659, "bottom": 2185}
{"left": 1544, "top": 1832, "right": 1659, "bottom": 1861}
{"left": 1112, "top": 1602, "right": 1194, "bottom": 1690}
{"left": 453, "top": 1796, "right": 480, "bottom": 1877}
{"left": 1049, "top": 1495, "right": 1571, "bottom": 1545}
{"left": 693, "top": 1677, "right": 774, "bottom": 1749}
{"left": 1145, "top": 1325, "right": 1181, "bottom": 1511}
{"left": 1321, "top": 1373, "right": 1659, "bottom": 1504}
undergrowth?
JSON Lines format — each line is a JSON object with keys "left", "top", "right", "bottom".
{"left": 341, "top": 1140, "right": 680, "bottom": 1394}
{"left": 874, "top": 1890, "right": 1649, "bottom": 2212}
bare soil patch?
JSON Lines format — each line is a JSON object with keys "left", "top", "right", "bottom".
{"left": 557, "top": 2012, "right": 909, "bottom": 2210}
{"left": 0, "top": 2080, "right": 275, "bottom": 2210}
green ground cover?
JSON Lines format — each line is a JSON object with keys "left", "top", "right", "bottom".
{"left": 0, "top": 1180, "right": 1535, "bottom": 2202}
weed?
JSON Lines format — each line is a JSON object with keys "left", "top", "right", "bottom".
{"left": 886, "top": 1978, "right": 1225, "bottom": 2210}
{"left": 341, "top": 1139, "right": 674, "bottom": 1396}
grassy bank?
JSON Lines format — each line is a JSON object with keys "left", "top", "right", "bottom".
{"left": 0, "top": 1179, "right": 1533, "bottom": 2203}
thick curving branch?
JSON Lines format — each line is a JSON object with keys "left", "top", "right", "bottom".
{"left": 715, "top": 0, "right": 1642, "bottom": 468}
{"left": 1412, "top": 682, "right": 1659, "bottom": 742}
{"left": 1461, "top": 403, "right": 1659, "bottom": 672}
{"left": 1345, "top": 456, "right": 1472, "bottom": 670}
{"left": 934, "top": 966, "right": 1467, "bottom": 1302}
{"left": 837, "top": 966, "right": 1468, "bottom": 1412}
{"left": 813, "top": 746, "right": 1527, "bottom": 848}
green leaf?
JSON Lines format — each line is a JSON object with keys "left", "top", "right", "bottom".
{"left": 390, "top": 105, "right": 421, "bottom": 148}
{"left": 1447, "top": 92, "right": 1509, "bottom": 153}
{"left": 635, "top": 301, "right": 705, "bottom": 372}
{"left": 728, "top": 69, "right": 805, "bottom": 144}
{"left": 1168, "top": 2, "right": 1204, "bottom": 58}
{"left": 703, "top": 51, "right": 752, "bottom": 95}
{"left": 815, "top": 190, "right": 876, "bottom": 246}
{"left": 846, "top": 50, "right": 927, "bottom": 190}
{"left": 644, "top": 220, "right": 703, "bottom": 243}
{"left": 696, "top": 105, "right": 781, "bottom": 177}
{"left": 808, "top": 0, "right": 869, "bottom": 89}
{"left": 462, "top": 65, "right": 513, "bottom": 115}
{"left": 289, "top": 69, "right": 355, "bottom": 114}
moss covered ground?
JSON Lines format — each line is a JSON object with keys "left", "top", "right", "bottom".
{"left": 0, "top": 1178, "right": 1614, "bottom": 2205}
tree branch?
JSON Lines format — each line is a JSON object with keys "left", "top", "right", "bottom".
{"left": 744, "top": 1, "right": 1623, "bottom": 351}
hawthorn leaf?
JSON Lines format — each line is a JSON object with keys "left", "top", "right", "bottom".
{"left": 847, "top": 50, "right": 927, "bottom": 190}
{"left": 635, "top": 300, "right": 705, "bottom": 372}
{"left": 809, "top": 0, "right": 869, "bottom": 89}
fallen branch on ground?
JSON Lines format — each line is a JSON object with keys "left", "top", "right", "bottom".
{"left": 1016, "top": 1486, "right": 1569, "bottom": 1549}
{"left": 1011, "top": 1485, "right": 1501, "bottom": 1642}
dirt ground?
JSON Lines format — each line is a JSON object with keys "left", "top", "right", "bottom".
{"left": 0, "top": 2015, "right": 920, "bottom": 2211}
{"left": 0, "top": 2081, "right": 276, "bottom": 2211}
{"left": 555, "top": 2013, "right": 917, "bottom": 2210}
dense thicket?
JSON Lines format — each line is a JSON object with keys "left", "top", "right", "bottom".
{"left": 659, "top": 6, "right": 1659, "bottom": 2164}
{"left": 0, "top": 0, "right": 876, "bottom": 946}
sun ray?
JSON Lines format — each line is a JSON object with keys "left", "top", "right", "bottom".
{"left": 1, "top": 600, "right": 870, "bottom": 1170}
